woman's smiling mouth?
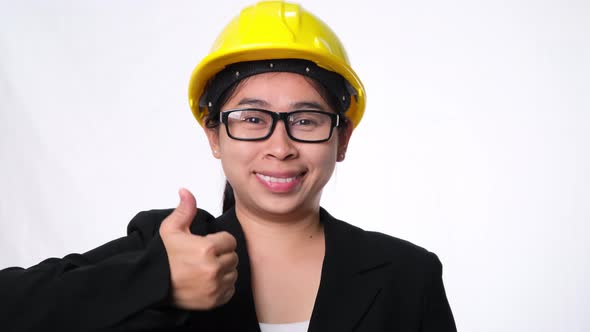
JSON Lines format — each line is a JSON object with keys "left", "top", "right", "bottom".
{"left": 254, "top": 171, "right": 306, "bottom": 193}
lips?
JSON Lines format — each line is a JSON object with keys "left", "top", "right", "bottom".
{"left": 254, "top": 170, "right": 306, "bottom": 193}
{"left": 256, "top": 174, "right": 298, "bottom": 183}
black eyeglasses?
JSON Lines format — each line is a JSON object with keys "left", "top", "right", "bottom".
{"left": 219, "top": 108, "right": 340, "bottom": 143}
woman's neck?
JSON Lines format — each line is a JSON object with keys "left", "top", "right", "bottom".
{"left": 236, "top": 204, "right": 326, "bottom": 324}
{"left": 234, "top": 203, "right": 324, "bottom": 255}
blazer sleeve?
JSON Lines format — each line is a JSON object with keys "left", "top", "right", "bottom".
{"left": 0, "top": 209, "right": 189, "bottom": 332}
{"left": 421, "top": 253, "right": 457, "bottom": 332}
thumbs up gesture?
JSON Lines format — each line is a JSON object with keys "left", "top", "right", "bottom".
{"left": 159, "top": 188, "right": 238, "bottom": 310}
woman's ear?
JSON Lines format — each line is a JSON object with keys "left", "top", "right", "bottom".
{"left": 336, "top": 122, "right": 353, "bottom": 162}
{"left": 204, "top": 127, "right": 221, "bottom": 159}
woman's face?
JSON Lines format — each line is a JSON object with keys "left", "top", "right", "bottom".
{"left": 205, "top": 72, "right": 352, "bottom": 218}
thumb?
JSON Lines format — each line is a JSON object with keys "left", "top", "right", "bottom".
{"left": 163, "top": 188, "right": 197, "bottom": 233}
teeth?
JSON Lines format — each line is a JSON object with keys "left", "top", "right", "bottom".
{"left": 257, "top": 173, "right": 297, "bottom": 183}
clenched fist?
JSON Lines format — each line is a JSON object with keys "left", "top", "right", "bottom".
{"left": 159, "top": 188, "right": 238, "bottom": 310}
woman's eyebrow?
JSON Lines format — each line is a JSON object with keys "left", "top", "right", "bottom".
{"left": 236, "top": 98, "right": 270, "bottom": 108}
{"left": 236, "top": 99, "right": 326, "bottom": 111}
{"left": 291, "top": 101, "right": 325, "bottom": 110}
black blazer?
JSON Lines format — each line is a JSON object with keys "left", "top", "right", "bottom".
{"left": 0, "top": 207, "right": 456, "bottom": 332}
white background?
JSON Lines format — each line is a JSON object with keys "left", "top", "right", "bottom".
{"left": 1, "top": 0, "right": 589, "bottom": 330}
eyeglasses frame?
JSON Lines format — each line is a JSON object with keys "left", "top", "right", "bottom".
{"left": 219, "top": 108, "right": 341, "bottom": 143}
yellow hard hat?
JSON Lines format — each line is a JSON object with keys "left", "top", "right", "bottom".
{"left": 188, "top": 0, "right": 366, "bottom": 128}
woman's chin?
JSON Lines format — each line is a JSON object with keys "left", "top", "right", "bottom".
{"left": 239, "top": 195, "right": 318, "bottom": 219}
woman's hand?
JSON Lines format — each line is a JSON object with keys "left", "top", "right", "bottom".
{"left": 159, "top": 188, "right": 238, "bottom": 310}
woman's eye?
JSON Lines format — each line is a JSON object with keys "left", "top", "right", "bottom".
{"left": 291, "top": 117, "right": 322, "bottom": 128}
{"left": 293, "top": 118, "right": 317, "bottom": 126}
{"left": 243, "top": 117, "right": 263, "bottom": 124}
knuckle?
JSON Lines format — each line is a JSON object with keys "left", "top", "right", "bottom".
{"left": 216, "top": 231, "right": 236, "bottom": 246}
{"left": 200, "top": 242, "right": 217, "bottom": 256}
{"left": 199, "top": 295, "right": 217, "bottom": 310}
{"left": 205, "top": 283, "right": 220, "bottom": 298}
{"left": 225, "top": 233, "right": 237, "bottom": 248}
{"left": 202, "top": 262, "right": 222, "bottom": 279}
{"left": 221, "top": 287, "right": 235, "bottom": 304}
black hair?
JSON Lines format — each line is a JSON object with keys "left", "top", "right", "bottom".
{"left": 202, "top": 60, "right": 352, "bottom": 213}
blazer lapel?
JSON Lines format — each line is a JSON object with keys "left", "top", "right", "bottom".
{"left": 187, "top": 207, "right": 261, "bottom": 332}
{"left": 308, "top": 208, "right": 392, "bottom": 332}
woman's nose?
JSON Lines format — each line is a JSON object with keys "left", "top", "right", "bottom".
{"left": 264, "top": 120, "right": 298, "bottom": 160}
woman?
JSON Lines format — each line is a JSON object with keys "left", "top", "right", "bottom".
{"left": 0, "top": 1, "right": 456, "bottom": 331}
